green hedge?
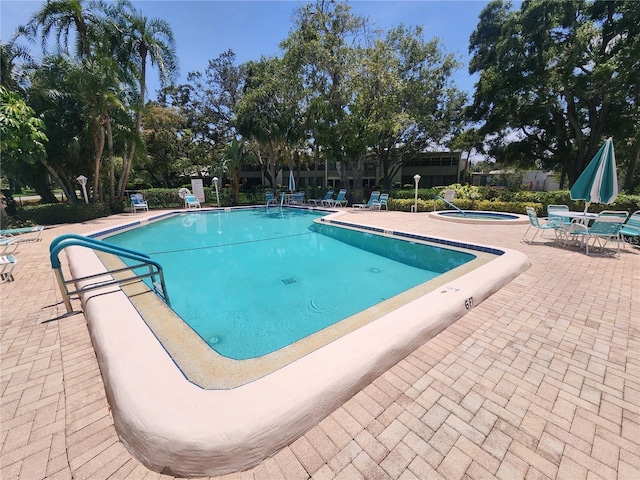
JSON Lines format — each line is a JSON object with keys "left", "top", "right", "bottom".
{"left": 16, "top": 202, "right": 112, "bottom": 225}
{"left": 388, "top": 198, "right": 543, "bottom": 214}
{"left": 389, "top": 187, "right": 640, "bottom": 215}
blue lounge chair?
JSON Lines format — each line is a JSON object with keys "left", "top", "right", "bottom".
{"left": 353, "top": 191, "right": 380, "bottom": 209}
{"left": 130, "top": 193, "right": 149, "bottom": 212}
{"left": 309, "top": 190, "right": 333, "bottom": 206}
{"left": 0, "top": 225, "right": 44, "bottom": 243}
{"left": 620, "top": 210, "right": 640, "bottom": 246}
{"left": 522, "top": 207, "right": 563, "bottom": 243}
{"left": 569, "top": 210, "right": 628, "bottom": 256}
{"left": 0, "top": 254, "right": 17, "bottom": 283}
{"left": 323, "top": 189, "right": 347, "bottom": 207}
{"left": 265, "top": 192, "right": 278, "bottom": 208}
{"left": 0, "top": 237, "right": 19, "bottom": 254}
{"left": 371, "top": 193, "right": 389, "bottom": 211}
{"left": 290, "top": 192, "right": 305, "bottom": 205}
{"left": 184, "top": 194, "right": 201, "bottom": 209}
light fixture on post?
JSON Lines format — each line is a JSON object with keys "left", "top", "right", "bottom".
{"left": 76, "top": 175, "right": 89, "bottom": 204}
{"left": 413, "top": 174, "right": 421, "bottom": 213}
{"left": 213, "top": 177, "right": 220, "bottom": 207}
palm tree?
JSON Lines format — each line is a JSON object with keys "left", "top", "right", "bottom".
{"left": 116, "top": 7, "right": 178, "bottom": 200}
{"left": 224, "top": 139, "right": 255, "bottom": 205}
{"left": 0, "top": 42, "right": 33, "bottom": 92}
{"left": 21, "top": 0, "right": 103, "bottom": 58}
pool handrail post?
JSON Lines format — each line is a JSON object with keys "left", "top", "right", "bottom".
{"left": 54, "top": 267, "right": 74, "bottom": 313}
{"left": 434, "top": 195, "right": 466, "bottom": 217}
{"left": 49, "top": 235, "right": 170, "bottom": 313}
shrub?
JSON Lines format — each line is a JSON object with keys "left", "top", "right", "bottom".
{"left": 140, "top": 188, "right": 184, "bottom": 208}
{"left": 16, "top": 202, "right": 111, "bottom": 225}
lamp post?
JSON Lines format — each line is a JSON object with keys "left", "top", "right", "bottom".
{"left": 413, "top": 174, "right": 421, "bottom": 213}
{"left": 76, "top": 175, "right": 88, "bottom": 204}
{"left": 213, "top": 177, "right": 220, "bottom": 207}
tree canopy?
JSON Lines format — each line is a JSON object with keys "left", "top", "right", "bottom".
{"left": 3, "top": 0, "right": 638, "bottom": 203}
{"left": 468, "top": 0, "right": 639, "bottom": 190}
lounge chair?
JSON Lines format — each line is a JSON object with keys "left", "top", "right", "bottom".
{"left": 353, "top": 191, "right": 380, "bottom": 209}
{"left": 569, "top": 210, "right": 628, "bottom": 256}
{"left": 522, "top": 206, "right": 563, "bottom": 243}
{"left": 130, "top": 193, "right": 149, "bottom": 213}
{"left": 0, "top": 237, "right": 19, "bottom": 255}
{"left": 0, "top": 254, "right": 17, "bottom": 283}
{"left": 0, "top": 225, "right": 44, "bottom": 243}
{"left": 371, "top": 193, "right": 389, "bottom": 211}
{"left": 620, "top": 210, "right": 640, "bottom": 246}
{"left": 322, "top": 189, "right": 347, "bottom": 207}
{"left": 309, "top": 190, "right": 333, "bottom": 206}
{"left": 265, "top": 192, "right": 279, "bottom": 208}
{"left": 184, "top": 194, "right": 201, "bottom": 209}
{"left": 290, "top": 192, "right": 305, "bottom": 205}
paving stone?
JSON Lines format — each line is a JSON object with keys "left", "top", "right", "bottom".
{"left": 0, "top": 210, "right": 637, "bottom": 480}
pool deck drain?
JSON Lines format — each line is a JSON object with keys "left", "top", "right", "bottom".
{"left": 1, "top": 209, "right": 638, "bottom": 479}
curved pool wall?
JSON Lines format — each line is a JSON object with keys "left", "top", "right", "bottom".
{"left": 65, "top": 207, "right": 530, "bottom": 477}
{"left": 430, "top": 210, "right": 529, "bottom": 225}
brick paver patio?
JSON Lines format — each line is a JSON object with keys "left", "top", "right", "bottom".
{"left": 1, "top": 209, "right": 638, "bottom": 479}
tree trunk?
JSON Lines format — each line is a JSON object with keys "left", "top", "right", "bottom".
{"left": 106, "top": 117, "right": 115, "bottom": 202}
{"left": 38, "top": 157, "right": 78, "bottom": 203}
{"left": 623, "top": 137, "right": 640, "bottom": 192}
{"left": 92, "top": 121, "right": 106, "bottom": 202}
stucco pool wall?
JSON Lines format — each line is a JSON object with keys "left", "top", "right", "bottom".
{"left": 65, "top": 208, "right": 529, "bottom": 477}
{"left": 429, "top": 210, "right": 529, "bottom": 224}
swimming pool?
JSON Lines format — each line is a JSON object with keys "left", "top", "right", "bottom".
{"left": 104, "top": 209, "right": 474, "bottom": 360}
{"left": 66, "top": 207, "right": 529, "bottom": 476}
{"left": 430, "top": 210, "right": 529, "bottom": 224}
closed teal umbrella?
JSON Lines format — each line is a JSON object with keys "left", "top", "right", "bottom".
{"left": 288, "top": 170, "right": 296, "bottom": 193}
{"left": 570, "top": 138, "right": 618, "bottom": 211}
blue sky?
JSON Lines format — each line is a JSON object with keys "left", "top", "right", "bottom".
{"left": 1, "top": 0, "right": 490, "bottom": 100}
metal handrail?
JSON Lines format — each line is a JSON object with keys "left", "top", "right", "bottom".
{"left": 434, "top": 195, "right": 466, "bottom": 216}
{"left": 50, "top": 235, "right": 169, "bottom": 313}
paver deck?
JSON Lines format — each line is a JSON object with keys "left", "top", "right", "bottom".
{"left": 1, "top": 209, "right": 638, "bottom": 480}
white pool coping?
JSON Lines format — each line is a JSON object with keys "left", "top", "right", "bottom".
{"left": 65, "top": 210, "right": 529, "bottom": 477}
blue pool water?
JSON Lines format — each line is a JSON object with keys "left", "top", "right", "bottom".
{"left": 105, "top": 209, "right": 475, "bottom": 360}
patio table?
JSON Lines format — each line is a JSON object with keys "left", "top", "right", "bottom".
{"left": 550, "top": 211, "right": 598, "bottom": 247}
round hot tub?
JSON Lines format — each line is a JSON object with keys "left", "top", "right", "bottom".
{"left": 429, "top": 210, "right": 529, "bottom": 225}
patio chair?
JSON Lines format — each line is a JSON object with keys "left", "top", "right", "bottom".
{"left": 323, "top": 189, "right": 347, "bottom": 207}
{"left": 371, "top": 193, "right": 389, "bottom": 211}
{"left": 0, "top": 225, "right": 44, "bottom": 243}
{"left": 309, "top": 190, "right": 333, "bottom": 206}
{"left": 522, "top": 206, "right": 563, "bottom": 243}
{"left": 353, "top": 191, "right": 380, "bottom": 209}
{"left": 290, "top": 192, "right": 305, "bottom": 205}
{"left": 265, "top": 192, "right": 279, "bottom": 208}
{"left": 130, "top": 193, "right": 149, "bottom": 213}
{"left": 0, "top": 254, "right": 17, "bottom": 283}
{"left": 184, "top": 194, "right": 201, "bottom": 209}
{"left": 547, "top": 204, "right": 571, "bottom": 226}
{"left": 569, "top": 210, "right": 628, "bottom": 256}
{"left": 0, "top": 237, "right": 19, "bottom": 255}
{"left": 620, "top": 210, "right": 640, "bottom": 247}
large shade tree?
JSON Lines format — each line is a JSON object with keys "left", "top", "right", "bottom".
{"left": 468, "top": 0, "right": 639, "bottom": 191}
{"left": 0, "top": 86, "right": 49, "bottom": 205}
